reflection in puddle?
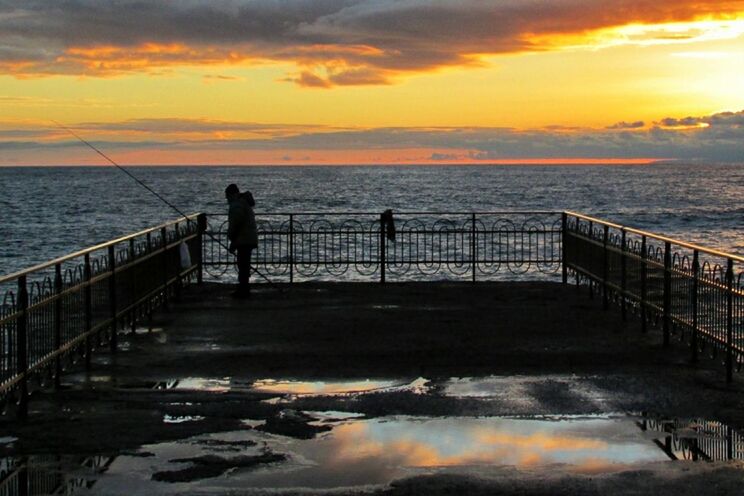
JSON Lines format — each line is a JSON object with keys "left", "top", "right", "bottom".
{"left": 3, "top": 415, "right": 744, "bottom": 494}
{"left": 87, "top": 415, "right": 681, "bottom": 492}
{"left": 163, "top": 415, "right": 206, "bottom": 424}
{"left": 173, "top": 377, "right": 231, "bottom": 392}
{"left": 251, "top": 379, "right": 398, "bottom": 395}
{"left": 251, "top": 377, "right": 428, "bottom": 395}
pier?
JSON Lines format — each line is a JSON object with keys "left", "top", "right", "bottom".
{"left": 1, "top": 211, "right": 743, "bottom": 495}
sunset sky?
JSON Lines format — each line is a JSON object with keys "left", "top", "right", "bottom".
{"left": 1, "top": 0, "right": 743, "bottom": 165}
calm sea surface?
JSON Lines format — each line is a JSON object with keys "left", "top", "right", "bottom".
{"left": 1, "top": 164, "right": 742, "bottom": 276}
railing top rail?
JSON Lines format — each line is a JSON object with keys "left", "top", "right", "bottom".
{"left": 0, "top": 213, "right": 201, "bottom": 284}
{"left": 565, "top": 210, "right": 744, "bottom": 263}
{"left": 205, "top": 210, "right": 562, "bottom": 216}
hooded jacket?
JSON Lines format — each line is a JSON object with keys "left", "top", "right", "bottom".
{"left": 228, "top": 196, "right": 258, "bottom": 248}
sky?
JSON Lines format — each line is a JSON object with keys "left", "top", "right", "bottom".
{"left": 1, "top": 0, "right": 743, "bottom": 165}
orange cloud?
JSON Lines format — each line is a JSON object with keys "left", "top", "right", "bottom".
{"left": 1, "top": 1, "right": 742, "bottom": 84}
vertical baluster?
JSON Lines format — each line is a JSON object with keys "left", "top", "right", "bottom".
{"left": 54, "top": 264, "right": 62, "bottom": 388}
{"left": 17, "top": 275, "right": 28, "bottom": 419}
{"left": 691, "top": 250, "right": 699, "bottom": 364}
{"left": 289, "top": 214, "right": 295, "bottom": 284}
{"left": 471, "top": 213, "right": 477, "bottom": 283}
{"left": 641, "top": 236, "right": 648, "bottom": 333}
{"left": 621, "top": 228, "right": 627, "bottom": 321}
{"left": 603, "top": 224, "right": 609, "bottom": 310}
{"left": 380, "top": 214, "right": 386, "bottom": 284}
{"left": 561, "top": 212, "right": 568, "bottom": 284}
{"left": 174, "top": 222, "right": 182, "bottom": 302}
{"left": 108, "top": 246, "right": 118, "bottom": 353}
{"left": 197, "top": 214, "right": 206, "bottom": 284}
{"left": 663, "top": 242, "right": 671, "bottom": 347}
{"left": 726, "top": 258, "right": 734, "bottom": 383}
{"left": 84, "top": 254, "right": 92, "bottom": 370}
{"left": 161, "top": 227, "right": 169, "bottom": 310}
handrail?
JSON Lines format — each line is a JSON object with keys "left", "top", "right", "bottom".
{"left": 565, "top": 211, "right": 744, "bottom": 263}
{"left": 0, "top": 213, "right": 201, "bottom": 284}
{"left": 205, "top": 211, "right": 562, "bottom": 216}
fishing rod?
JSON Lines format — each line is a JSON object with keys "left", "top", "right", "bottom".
{"left": 53, "top": 120, "right": 281, "bottom": 289}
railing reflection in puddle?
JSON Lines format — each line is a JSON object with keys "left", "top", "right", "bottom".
{"left": 639, "top": 414, "right": 744, "bottom": 462}
{"left": 0, "top": 455, "right": 115, "bottom": 496}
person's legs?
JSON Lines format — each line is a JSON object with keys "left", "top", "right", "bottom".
{"left": 246, "top": 247, "right": 254, "bottom": 287}
{"left": 236, "top": 246, "right": 251, "bottom": 295}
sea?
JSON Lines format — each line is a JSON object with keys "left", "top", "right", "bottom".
{"left": 0, "top": 163, "right": 742, "bottom": 277}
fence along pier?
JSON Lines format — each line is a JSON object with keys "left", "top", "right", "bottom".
{"left": 1, "top": 210, "right": 742, "bottom": 418}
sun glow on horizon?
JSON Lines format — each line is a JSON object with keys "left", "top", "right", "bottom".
{"left": 1, "top": 2, "right": 743, "bottom": 165}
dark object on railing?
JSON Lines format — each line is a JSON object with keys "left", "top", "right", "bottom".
{"left": 0, "top": 213, "right": 205, "bottom": 418}
{"left": 381, "top": 209, "right": 396, "bottom": 242}
{"left": 563, "top": 211, "right": 743, "bottom": 382}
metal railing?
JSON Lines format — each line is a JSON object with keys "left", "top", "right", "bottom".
{"left": 0, "top": 213, "right": 205, "bottom": 418}
{"left": 1, "top": 209, "right": 742, "bottom": 420}
{"left": 203, "top": 211, "right": 563, "bottom": 282}
{"left": 563, "top": 211, "right": 744, "bottom": 382}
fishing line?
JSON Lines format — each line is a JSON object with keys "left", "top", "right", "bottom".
{"left": 53, "top": 120, "right": 281, "bottom": 289}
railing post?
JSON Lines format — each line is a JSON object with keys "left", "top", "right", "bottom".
{"left": 602, "top": 224, "right": 609, "bottom": 310}
{"left": 197, "top": 214, "right": 207, "bottom": 284}
{"left": 108, "top": 245, "right": 118, "bottom": 353}
{"left": 663, "top": 241, "right": 671, "bottom": 347}
{"left": 620, "top": 228, "right": 627, "bottom": 321}
{"left": 84, "top": 254, "right": 92, "bottom": 369}
{"left": 380, "top": 214, "right": 386, "bottom": 284}
{"left": 174, "top": 222, "right": 183, "bottom": 302}
{"left": 726, "top": 258, "right": 734, "bottom": 383}
{"left": 561, "top": 212, "right": 568, "bottom": 284}
{"left": 129, "top": 238, "right": 136, "bottom": 334}
{"left": 471, "top": 213, "right": 477, "bottom": 283}
{"left": 289, "top": 214, "right": 295, "bottom": 284}
{"left": 641, "top": 236, "right": 648, "bottom": 333}
{"left": 161, "top": 226, "right": 169, "bottom": 310}
{"left": 691, "top": 250, "right": 699, "bottom": 364}
{"left": 54, "top": 264, "right": 62, "bottom": 388}
{"left": 588, "top": 221, "right": 594, "bottom": 300}
{"left": 16, "top": 275, "right": 28, "bottom": 419}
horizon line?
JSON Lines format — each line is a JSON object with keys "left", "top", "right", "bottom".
{"left": 0, "top": 158, "right": 669, "bottom": 168}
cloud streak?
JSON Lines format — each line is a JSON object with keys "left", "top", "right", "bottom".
{"left": 1, "top": 1, "right": 742, "bottom": 85}
{"left": 1, "top": 110, "right": 742, "bottom": 164}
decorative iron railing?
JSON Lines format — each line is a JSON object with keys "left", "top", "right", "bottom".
{"left": 1, "top": 209, "right": 742, "bottom": 420}
{"left": 203, "top": 212, "right": 563, "bottom": 282}
{"left": 0, "top": 214, "right": 204, "bottom": 418}
{"left": 563, "top": 211, "right": 744, "bottom": 382}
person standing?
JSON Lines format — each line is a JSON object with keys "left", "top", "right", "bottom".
{"left": 225, "top": 183, "right": 258, "bottom": 298}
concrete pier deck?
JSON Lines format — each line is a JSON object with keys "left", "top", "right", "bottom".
{"left": 3, "top": 282, "right": 744, "bottom": 495}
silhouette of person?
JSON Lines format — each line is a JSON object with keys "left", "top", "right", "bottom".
{"left": 225, "top": 183, "right": 258, "bottom": 298}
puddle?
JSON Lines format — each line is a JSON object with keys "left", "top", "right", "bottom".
{"left": 3, "top": 414, "right": 743, "bottom": 494}
{"left": 0, "top": 436, "right": 17, "bottom": 445}
{"left": 306, "top": 411, "right": 367, "bottom": 422}
{"left": 250, "top": 377, "right": 427, "bottom": 395}
{"left": 163, "top": 415, "right": 206, "bottom": 424}
{"left": 172, "top": 377, "right": 232, "bottom": 392}
{"left": 440, "top": 376, "right": 609, "bottom": 409}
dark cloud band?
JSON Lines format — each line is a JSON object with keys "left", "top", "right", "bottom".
{"left": 1, "top": 0, "right": 742, "bottom": 84}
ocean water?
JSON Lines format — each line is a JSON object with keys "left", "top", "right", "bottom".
{"left": 0, "top": 164, "right": 742, "bottom": 276}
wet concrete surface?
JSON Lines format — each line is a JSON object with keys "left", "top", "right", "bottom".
{"left": 2, "top": 281, "right": 744, "bottom": 495}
